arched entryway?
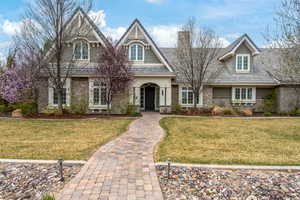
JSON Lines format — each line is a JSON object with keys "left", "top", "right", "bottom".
{"left": 140, "top": 83, "right": 160, "bottom": 111}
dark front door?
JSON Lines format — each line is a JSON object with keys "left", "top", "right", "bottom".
{"left": 145, "top": 86, "right": 155, "bottom": 111}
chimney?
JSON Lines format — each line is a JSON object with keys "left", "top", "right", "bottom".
{"left": 177, "top": 31, "right": 190, "bottom": 49}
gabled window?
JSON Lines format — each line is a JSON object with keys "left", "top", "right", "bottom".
{"left": 236, "top": 54, "right": 250, "bottom": 72}
{"left": 74, "top": 41, "right": 89, "bottom": 60}
{"left": 232, "top": 87, "right": 256, "bottom": 103}
{"left": 129, "top": 44, "right": 144, "bottom": 61}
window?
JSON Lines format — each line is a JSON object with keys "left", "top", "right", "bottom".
{"left": 48, "top": 78, "right": 70, "bottom": 107}
{"left": 181, "top": 87, "right": 200, "bottom": 105}
{"left": 53, "top": 88, "right": 67, "bottom": 105}
{"left": 129, "top": 44, "right": 144, "bottom": 61}
{"left": 90, "top": 81, "right": 107, "bottom": 106}
{"left": 233, "top": 87, "right": 255, "bottom": 103}
{"left": 74, "top": 41, "right": 89, "bottom": 60}
{"left": 236, "top": 54, "right": 250, "bottom": 72}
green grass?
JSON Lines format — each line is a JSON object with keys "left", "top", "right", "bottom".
{"left": 157, "top": 117, "right": 300, "bottom": 166}
{"left": 0, "top": 118, "right": 134, "bottom": 160}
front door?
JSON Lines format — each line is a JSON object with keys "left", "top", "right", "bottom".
{"left": 145, "top": 86, "right": 155, "bottom": 111}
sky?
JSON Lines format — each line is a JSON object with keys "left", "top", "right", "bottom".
{"left": 0, "top": 0, "right": 281, "bottom": 60}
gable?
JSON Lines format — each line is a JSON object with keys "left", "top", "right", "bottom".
{"left": 117, "top": 19, "right": 174, "bottom": 72}
{"left": 219, "top": 34, "right": 260, "bottom": 61}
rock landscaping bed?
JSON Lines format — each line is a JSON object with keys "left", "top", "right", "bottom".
{"left": 156, "top": 165, "right": 300, "bottom": 200}
{"left": 0, "top": 163, "right": 82, "bottom": 200}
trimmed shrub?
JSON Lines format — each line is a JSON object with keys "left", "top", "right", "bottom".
{"left": 223, "top": 108, "right": 235, "bottom": 116}
{"left": 172, "top": 104, "right": 182, "bottom": 114}
{"left": 19, "top": 102, "right": 37, "bottom": 116}
{"left": 124, "top": 104, "right": 140, "bottom": 116}
{"left": 264, "top": 112, "right": 272, "bottom": 116}
{"left": 288, "top": 109, "right": 299, "bottom": 116}
{"left": 42, "top": 194, "right": 55, "bottom": 200}
{"left": 262, "top": 92, "right": 276, "bottom": 113}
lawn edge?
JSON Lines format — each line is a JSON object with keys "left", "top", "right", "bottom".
{"left": 156, "top": 162, "right": 300, "bottom": 170}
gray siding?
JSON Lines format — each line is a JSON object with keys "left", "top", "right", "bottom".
{"left": 256, "top": 88, "right": 274, "bottom": 99}
{"left": 144, "top": 49, "right": 161, "bottom": 63}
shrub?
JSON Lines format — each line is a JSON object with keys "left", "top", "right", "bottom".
{"left": 42, "top": 107, "right": 59, "bottom": 116}
{"left": 19, "top": 102, "right": 37, "bottom": 116}
{"left": 288, "top": 109, "right": 299, "bottom": 116}
{"left": 42, "top": 194, "right": 55, "bottom": 200}
{"left": 124, "top": 104, "right": 139, "bottom": 116}
{"left": 0, "top": 105, "right": 8, "bottom": 113}
{"left": 264, "top": 112, "right": 272, "bottom": 116}
{"left": 223, "top": 108, "right": 235, "bottom": 116}
{"left": 172, "top": 104, "right": 182, "bottom": 114}
{"left": 262, "top": 92, "right": 276, "bottom": 113}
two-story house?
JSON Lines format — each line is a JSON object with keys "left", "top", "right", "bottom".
{"left": 37, "top": 8, "right": 300, "bottom": 114}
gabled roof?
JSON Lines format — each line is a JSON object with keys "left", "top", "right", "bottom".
{"left": 218, "top": 34, "right": 261, "bottom": 61}
{"left": 69, "top": 7, "right": 108, "bottom": 46}
{"left": 117, "top": 19, "right": 174, "bottom": 73}
{"left": 45, "top": 7, "right": 108, "bottom": 58}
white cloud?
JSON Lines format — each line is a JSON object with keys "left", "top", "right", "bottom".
{"left": 219, "top": 38, "right": 231, "bottom": 47}
{"left": 1, "top": 20, "right": 23, "bottom": 36}
{"left": 88, "top": 10, "right": 106, "bottom": 28}
{"left": 225, "top": 33, "right": 242, "bottom": 40}
{"left": 148, "top": 25, "right": 179, "bottom": 47}
{"left": 103, "top": 27, "right": 127, "bottom": 41}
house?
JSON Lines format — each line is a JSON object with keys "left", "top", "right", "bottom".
{"left": 37, "top": 8, "right": 300, "bottom": 114}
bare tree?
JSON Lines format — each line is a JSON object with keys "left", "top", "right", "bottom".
{"left": 263, "top": 0, "right": 300, "bottom": 109}
{"left": 176, "top": 18, "right": 222, "bottom": 108}
{"left": 95, "top": 38, "right": 133, "bottom": 114}
{"left": 25, "top": 0, "right": 93, "bottom": 114}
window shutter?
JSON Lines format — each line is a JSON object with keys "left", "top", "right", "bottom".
{"left": 65, "top": 78, "right": 71, "bottom": 106}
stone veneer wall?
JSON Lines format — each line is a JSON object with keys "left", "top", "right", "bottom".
{"left": 276, "top": 86, "right": 300, "bottom": 112}
{"left": 71, "top": 77, "right": 89, "bottom": 113}
{"left": 37, "top": 78, "right": 49, "bottom": 112}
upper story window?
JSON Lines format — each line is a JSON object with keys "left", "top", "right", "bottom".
{"left": 74, "top": 41, "right": 89, "bottom": 60}
{"left": 129, "top": 44, "right": 144, "bottom": 61}
{"left": 236, "top": 54, "right": 250, "bottom": 72}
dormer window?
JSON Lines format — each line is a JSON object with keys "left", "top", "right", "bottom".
{"left": 74, "top": 41, "right": 89, "bottom": 60}
{"left": 129, "top": 44, "right": 144, "bottom": 61}
{"left": 236, "top": 54, "right": 250, "bottom": 72}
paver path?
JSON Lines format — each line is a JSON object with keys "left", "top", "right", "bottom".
{"left": 57, "top": 113, "right": 164, "bottom": 200}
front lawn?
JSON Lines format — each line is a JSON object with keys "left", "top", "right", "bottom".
{"left": 157, "top": 117, "right": 300, "bottom": 165}
{"left": 0, "top": 118, "right": 134, "bottom": 160}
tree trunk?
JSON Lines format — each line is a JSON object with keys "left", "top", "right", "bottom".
{"left": 57, "top": 87, "right": 63, "bottom": 115}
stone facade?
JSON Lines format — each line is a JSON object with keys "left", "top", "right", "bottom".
{"left": 276, "top": 86, "right": 300, "bottom": 112}
{"left": 71, "top": 77, "right": 89, "bottom": 113}
{"left": 37, "top": 78, "right": 49, "bottom": 113}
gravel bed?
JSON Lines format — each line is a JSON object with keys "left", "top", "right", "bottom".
{"left": 156, "top": 165, "right": 300, "bottom": 200}
{"left": 0, "top": 163, "right": 82, "bottom": 200}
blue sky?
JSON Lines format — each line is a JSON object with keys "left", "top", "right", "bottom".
{"left": 0, "top": 0, "right": 281, "bottom": 59}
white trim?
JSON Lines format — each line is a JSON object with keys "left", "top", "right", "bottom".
{"left": 48, "top": 78, "right": 71, "bottom": 107}
{"left": 117, "top": 22, "right": 174, "bottom": 72}
{"left": 88, "top": 78, "right": 108, "bottom": 109}
{"left": 73, "top": 41, "right": 90, "bottom": 61}
{"left": 219, "top": 36, "right": 260, "bottom": 61}
{"left": 236, "top": 54, "right": 250, "bottom": 73}
{"left": 232, "top": 87, "right": 256, "bottom": 103}
{"left": 178, "top": 85, "right": 203, "bottom": 107}
{"left": 129, "top": 43, "right": 145, "bottom": 62}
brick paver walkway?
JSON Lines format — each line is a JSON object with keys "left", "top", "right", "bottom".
{"left": 57, "top": 113, "right": 164, "bottom": 200}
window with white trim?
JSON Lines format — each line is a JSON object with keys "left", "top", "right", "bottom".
{"left": 232, "top": 87, "right": 256, "bottom": 103}
{"left": 236, "top": 54, "right": 250, "bottom": 72}
{"left": 129, "top": 44, "right": 144, "bottom": 61}
{"left": 89, "top": 80, "right": 107, "bottom": 106}
{"left": 74, "top": 41, "right": 89, "bottom": 60}
{"left": 181, "top": 87, "right": 201, "bottom": 106}
{"left": 48, "top": 78, "right": 71, "bottom": 106}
